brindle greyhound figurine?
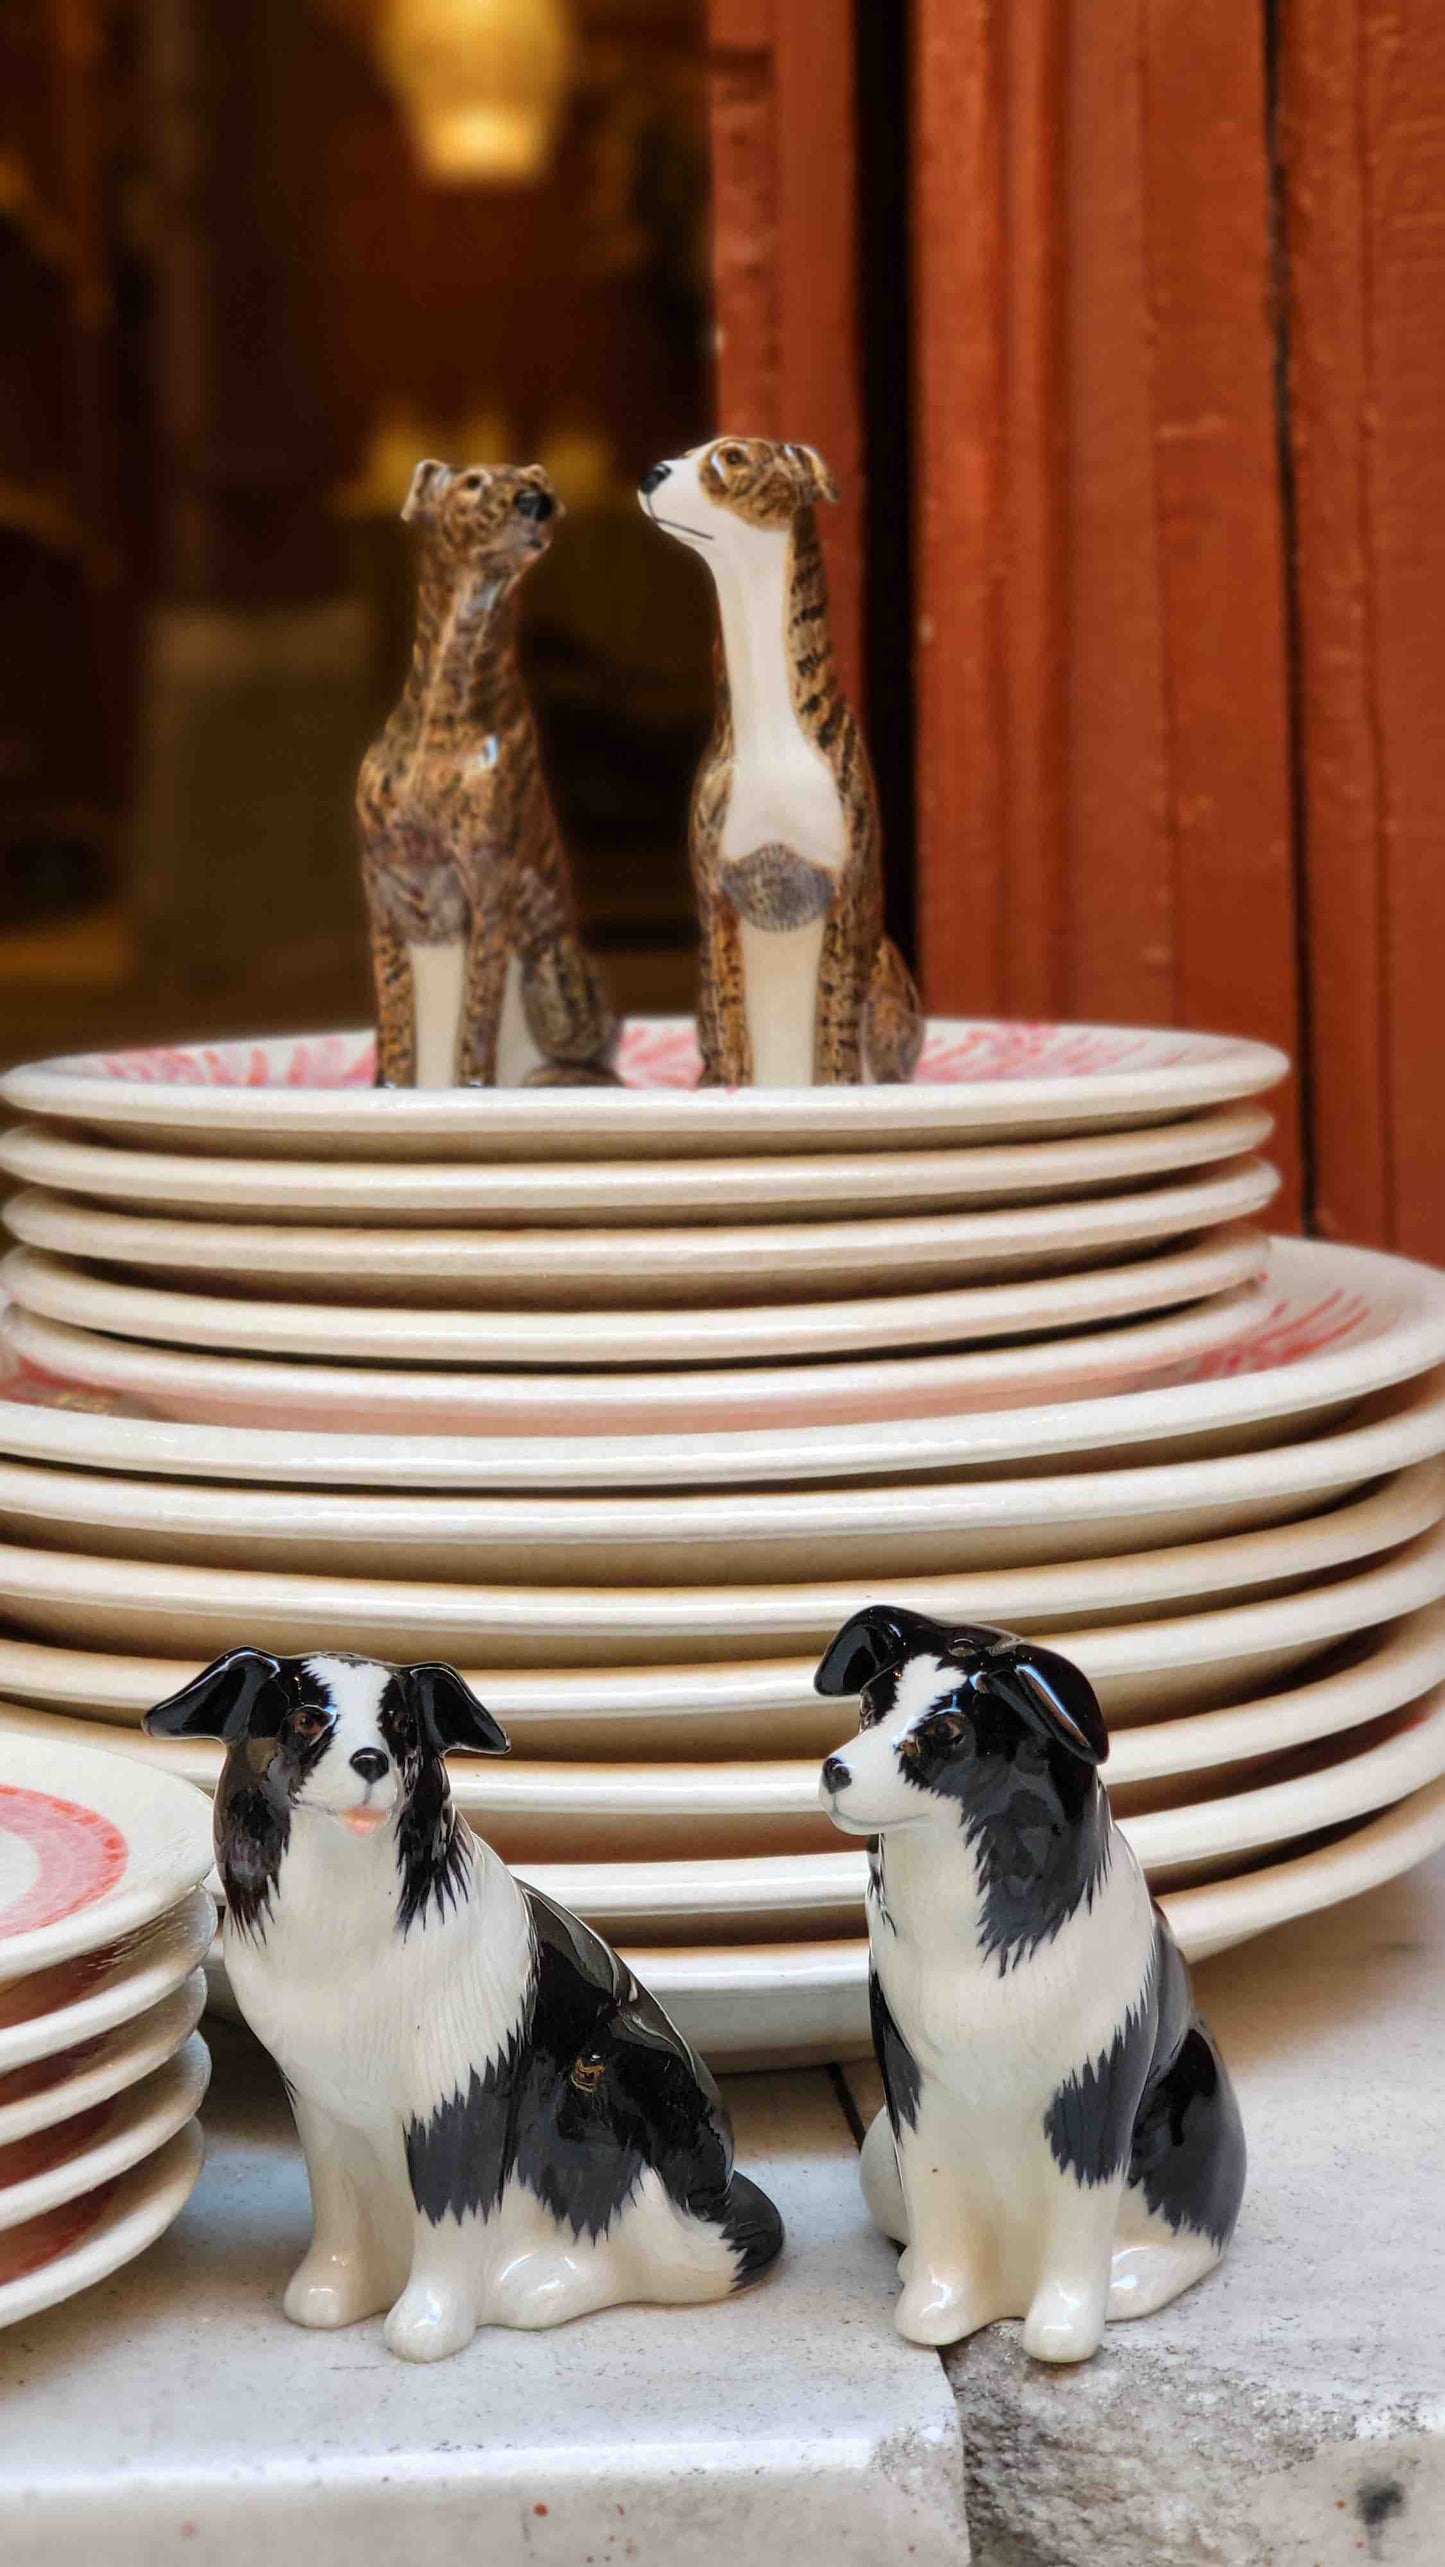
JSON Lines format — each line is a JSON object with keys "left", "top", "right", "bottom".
{"left": 357, "top": 460, "right": 618, "bottom": 1089}
{"left": 640, "top": 437, "right": 923, "bottom": 1087}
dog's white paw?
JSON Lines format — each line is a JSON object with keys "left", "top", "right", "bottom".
{"left": 894, "top": 2265, "right": 991, "bottom": 2348}
{"left": 489, "top": 2248, "right": 614, "bottom": 2331}
{"left": 383, "top": 2282, "right": 478, "bottom": 2363}
{"left": 1022, "top": 2277, "right": 1108, "bottom": 2365}
{"left": 283, "top": 2250, "right": 390, "bottom": 2331}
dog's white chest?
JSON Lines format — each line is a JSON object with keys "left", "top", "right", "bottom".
{"left": 873, "top": 1833, "right": 1155, "bottom": 2105}
{"left": 719, "top": 733, "right": 847, "bottom": 873}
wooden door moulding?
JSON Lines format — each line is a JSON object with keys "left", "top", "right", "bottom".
{"left": 911, "top": 0, "right": 1303, "bottom": 1225}
{"left": 704, "top": 0, "right": 863, "bottom": 709}
{"left": 1279, "top": 0, "right": 1445, "bottom": 1265}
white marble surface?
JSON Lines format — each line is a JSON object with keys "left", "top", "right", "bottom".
{"left": 0, "top": 2038, "right": 966, "bottom": 2566}
{"left": 919, "top": 1851, "right": 1445, "bottom": 2566}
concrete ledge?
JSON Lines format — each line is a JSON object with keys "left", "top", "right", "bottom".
{"left": 938, "top": 1852, "right": 1445, "bottom": 2565}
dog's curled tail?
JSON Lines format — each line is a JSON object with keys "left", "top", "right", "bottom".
{"left": 720, "top": 2171, "right": 785, "bottom": 2289}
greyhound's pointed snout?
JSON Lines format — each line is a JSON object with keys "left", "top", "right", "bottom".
{"left": 821, "top": 1754, "right": 851, "bottom": 1794}
{"left": 639, "top": 462, "right": 671, "bottom": 495}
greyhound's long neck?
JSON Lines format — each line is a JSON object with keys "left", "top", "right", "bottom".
{"left": 402, "top": 551, "right": 525, "bottom": 742}
{"left": 708, "top": 531, "right": 808, "bottom": 768}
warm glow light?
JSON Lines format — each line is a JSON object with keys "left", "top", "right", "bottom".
{"left": 378, "top": 0, "right": 576, "bottom": 184}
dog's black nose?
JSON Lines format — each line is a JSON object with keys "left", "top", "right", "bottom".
{"left": 513, "top": 486, "right": 554, "bottom": 522}
{"left": 821, "top": 1754, "right": 851, "bottom": 1794}
{"left": 639, "top": 462, "right": 671, "bottom": 495}
{"left": 350, "top": 1748, "right": 389, "bottom": 1784}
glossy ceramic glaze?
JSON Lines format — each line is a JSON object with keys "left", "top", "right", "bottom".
{"left": 9, "top": 1603, "right": 1445, "bottom": 1808}
{"left": 0, "top": 2120, "right": 203, "bottom": 2330}
{"left": 0, "top": 1018, "right": 1290, "bottom": 1156}
{"left": 641, "top": 438, "right": 922, "bottom": 1090}
{"left": 0, "top": 1322, "right": 1439, "bottom": 1539}
{"left": 3, "top": 1237, "right": 1439, "bottom": 1477}
{"left": 0, "top": 1973, "right": 206, "bottom": 2146}
{"left": 0, "top": 1442, "right": 1432, "bottom": 1594}
{"left": 0, "top": 1886, "right": 214, "bottom": 2074}
{"left": 0, "top": 1230, "right": 1271, "bottom": 1415}
{"left": 3, "top": 1161, "right": 1280, "bottom": 1305}
{"left": 0, "top": 1505, "right": 1439, "bottom": 1675}
{"left": 0, "top": 1102, "right": 1275, "bottom": 1226}
{"left": 145, "top": 1651, "right": 783, "bottom": 2359}
{"left": 817, "top": 1611, "right": 1246, "bottom": 2360}
{"left": 0, "top": 2036, "right": 208, "bottom": 2232}
{"left": 0, "top": 1734, "right": 215, "bottom": 1980}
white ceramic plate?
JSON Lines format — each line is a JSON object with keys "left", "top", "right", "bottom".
{"left": 0, "top": 1521, "right": 1438, "bottom": 1714}
{"left": 561, "top": 1779, "right": 1445, "bottom": 2061}
{"left": 8, "top": 1606, "right": 1445, "bottom": 1791}
{"left": 0, "top": 1735, "right": 215, "bottom": 1983}
{"left": 0, "top": 1104, "right": 1276, "bottom": 1227}
{"left": 0, "top": 1975, "right": 206, "bottom": 2146}
{"left": 0, "top": 1438, "right": 1432, "bottom": 1597}
{"left": 2, "top": 1225, "right": 1282, "bottom": 1367}
{"left": 0, "top": 1239, "right": 1273, "bottom": 1432}
{"left": 0, "top": 1019, "right": 1291, "bottom": 1160}
{"left": 0, "top": 1888, "right": 214, "bottom": 2074}
{"left": 0, "top": 1491, "right": 1435, "bottom": 1666}
{"left": 0, "top": 2119, "right": 203, "bottom": 2330}
{"left": 26, "top": 1609, "right": 1444, "bottom": 1862}
{"left": 0, "top": 2036, "right": 208, "bottom": 2230}
{"left": 3, "top": 1162, "right": 1281, "bottom": 1308}
{"left": 4, "top": 1238, "right": 1439, "bottom": 1483}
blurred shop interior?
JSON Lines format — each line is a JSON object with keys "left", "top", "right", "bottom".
{"left": 0, "top": 0, "right": 716, "bottom": 1065}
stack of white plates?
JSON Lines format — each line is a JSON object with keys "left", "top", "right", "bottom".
{"left": 0, "top": 1734, "right": 212, "bottom": 2325}
{"left": 1, "top": 1018, "right": 1443, "bottom": 2066}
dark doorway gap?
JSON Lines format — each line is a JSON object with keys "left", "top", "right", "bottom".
{"left": 856, "top": 0, "right": 917, "bottom": 970}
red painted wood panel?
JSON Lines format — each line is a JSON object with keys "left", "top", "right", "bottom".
{"left": 1283, "top": 0, "right": 1445, "bottom": 1262}
{"left": 705, "top": 0, "right": 864, "bottom": 709}
{"left": 913, "top": 0, "right": 1302, "bottom": 1221}
{"left": 912, "top": 0, "right": 1002, "bottom": 1018}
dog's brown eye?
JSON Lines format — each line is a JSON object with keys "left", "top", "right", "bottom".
{"left": 290, "top": 1707, "right": 329, "bottom": 1743}
{"left": 571, "top": 2053, "right": 606, "bottom": 2094}
{"left": 717, "top": 443, "right": 746, "bottom": 470}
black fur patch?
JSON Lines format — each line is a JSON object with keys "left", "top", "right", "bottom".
{"left": 213, "top": 1664, "right": 336, "bottom": 1939}
{"left": 869, "top": 1968, "right": 921, "bottom": 2137}
{"left": 1045, "top": 1959, "right": 1158, "bottom": 2186}
{"left": 899, "top": 1686, "right": 1113, "bottom": 1971}
{"left": 1046, "top": 1915, "right": 1247, "bottom": 2249}
{"left": 378, "top": 1675, "right": 472, "bottom": 1934}
{"left": 404, "top": 1888, "right": 784, "bottom": 2281}
{"left": 721, "top": 844, "right": 836, "bottom": 931}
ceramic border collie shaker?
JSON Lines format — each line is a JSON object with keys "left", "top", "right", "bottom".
{"left": 639, "top": 437, "right": 923, "bottom": 1087}
{"left": 816, "top": 1610, "right": 1245, "bottom": 2365}
{"left": 356, "top": 459, "right": 617, "bottom": 1089}
{"left": 145, "top": 1649, "right": 782, "bottom": 2361}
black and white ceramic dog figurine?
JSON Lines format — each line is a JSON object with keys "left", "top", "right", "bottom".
{"left": 145, "top": 1648, "right": 783, "bottom": 2361}
{"left": 816, "top": 1608, "right": 1245, "bottom": 2365}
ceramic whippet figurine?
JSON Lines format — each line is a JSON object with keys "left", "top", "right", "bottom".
{"left": 146, "top": 1649, "right": 782, "bottom": 2361}
{"left": 357, "top": 460, "right": 618, "bottom": 1088}
{"left": 816, "top": 1609, "right": 1245, "bottom": 2364}
{"left": 639, "top": 437, "right": 923, "bottom": 1087}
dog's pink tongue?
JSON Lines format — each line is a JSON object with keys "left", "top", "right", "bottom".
{"left": 341, "top": 1810, "right": 385, "bottom": 1836}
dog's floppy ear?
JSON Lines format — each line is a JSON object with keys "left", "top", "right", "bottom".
{"left": 976, "top": 1642, "right": 1109, "bottom": 1767}
{"left": 401, "top": 458, "right": 448, "bottom": 523}
{"left": 815, "top": 1604, "right": 952, "bottom": 1698}
{"left": 786, "top": 441, "right": 839, "bottom": 505}
{"left": 407, "top": 1662, "right": 510, "bottom": 1758}
{"left": 144, "top": 1648, "right": 281, "bottom": 1741}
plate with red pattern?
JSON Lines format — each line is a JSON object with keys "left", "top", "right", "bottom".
{"left": 0, "top": 1017, "right": 1289, "bottom": 1159}
{"left": 0, "top": 2120, "right": 203, "bottom": 2330}
{"left": 0, "top": 1736, "right": 213, "bottom": 1985}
